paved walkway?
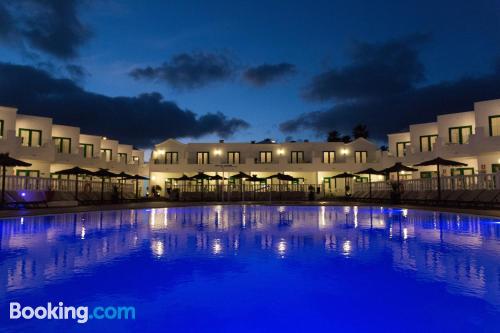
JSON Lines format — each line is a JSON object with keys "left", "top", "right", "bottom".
{"left": 0, "top": 200, "right": 499, "bottom": 219}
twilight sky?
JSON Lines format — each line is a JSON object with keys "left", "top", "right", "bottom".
{"left": 0, "top": 0, "right": 499, "bottom": 148}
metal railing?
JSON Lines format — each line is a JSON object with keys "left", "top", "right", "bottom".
{"left": 353, "top": 172, "right": 500, "bottom": 192}
{"left": 3, "top": 175, "right": 135, "bottom": 193}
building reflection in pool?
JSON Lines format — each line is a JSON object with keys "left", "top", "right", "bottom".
{"left": 0, "top": 205, "right": 499, "bottom": 309}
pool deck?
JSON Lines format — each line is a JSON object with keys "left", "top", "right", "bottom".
{"left": 0, "top": 200, "right": 499, "bottom": 219}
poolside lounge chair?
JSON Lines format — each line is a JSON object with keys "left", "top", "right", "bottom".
{"left": 455, "top": 190, "right": 485, "bottom": 207}
{"left": 473, "top": 190, "right": 500, "bottom": 208}
{"left": 440, "top": 190, "right": 466, "bottom": 206}
{"left": 5, "top": 191, "right": 48, "bottom": 208}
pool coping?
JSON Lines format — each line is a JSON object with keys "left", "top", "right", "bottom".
{"left": 0, "top": 200, "right": 499, "bottom": 219}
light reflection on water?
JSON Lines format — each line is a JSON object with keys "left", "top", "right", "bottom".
{"left": 0, "top": 205, "right": 499, "bottom": 332}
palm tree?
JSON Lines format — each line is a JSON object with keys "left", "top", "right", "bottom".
{"left": 327, "top": 130, "right": 342, "bottom": 142}
{"left": 341, "top": 135, "right": 352, "bottom": 143}
{"left": 353, "top": 124, "right": 369, "bottom": 139}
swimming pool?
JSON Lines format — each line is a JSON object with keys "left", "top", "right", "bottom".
{"left": 0, "top": 205, "right": 499, "bottom": 332}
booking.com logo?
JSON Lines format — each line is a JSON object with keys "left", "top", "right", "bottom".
{"left": 9, "top": 302, "right": 136, "bottom": 324}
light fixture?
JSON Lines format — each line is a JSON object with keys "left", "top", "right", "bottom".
{"left": 277, "top": 148, "right": 285, "bottom": 156}
{"left": 102, "top": 136, "right": 107, "bottom": 140}
{"left": 341, "top": 148, "right": 349, "bottom": 155}
{"left": 214, "top": 149, "right": 222, "bottom": 156}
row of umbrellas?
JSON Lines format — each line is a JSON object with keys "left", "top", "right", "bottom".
{"left": 53, "top": 167, "right": 149, "bottom": 201}
{"left": 0, "top": 153, "right": 149, "bottom": 205}
{"left": 0, "top": 152, "right": 468, "bottom": 205}
{"left": 175, "top": 171, "right": 297, "bottom": 183}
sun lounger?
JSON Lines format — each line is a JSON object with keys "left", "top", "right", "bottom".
{"left": 440, "top": 190, "right": 466, "bottom": 206}
{"left": 472, "top": 189, "right": 500, "bottom": 208}
{"left": 5, "top": 190, "right": 47, "bottom": 208}
{"left": 456, "top": 190, "right": 485, "bottom": 207}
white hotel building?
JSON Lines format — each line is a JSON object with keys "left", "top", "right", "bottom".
{"left": 0, "top": 97, "right": 499, "bottom": 197}
{"left": 150, "top": 98, "right": 500, "bottom": 194}
{"left": 387, "top": 99, "right": 500, "bottom": 177}
{"left": 0, "top": 106, "right": 147, "bottom": 179}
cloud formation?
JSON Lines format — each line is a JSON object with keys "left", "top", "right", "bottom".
{"left": 130, "top": 52, "right": 235, "bottom": 90}
{"left": 0, "top": 62, "right": 249, "bottom": 147}
{"left": 0, "top": 0, "right": 91, "bottom": 59}
{"left": 303, "top": 34, "right": 428, "bottom": 101}
{"left": 243, "top": 63, "right": 296, "bottom": 86}
{"left": 281, "top": 35, "right": 500, "bottom": 140}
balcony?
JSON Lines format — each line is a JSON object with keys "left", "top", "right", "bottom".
{"left": 153, "top": 158, "right": 180, "bottom": 165}
{"left": 288, "top": 159, "right": 312, "bottom": 164}
{"left": 16, "top": 141, "right": 55, "bottom": 161}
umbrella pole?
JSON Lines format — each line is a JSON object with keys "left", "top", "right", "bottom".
{"left": 75, "top": 175, "right": 79, "bottom": 201}
{"left": 397, "top": 172, "right": 400, "bottom": 196}
{"left": 101, "top": 178, "right": 105, "bottom": 202}
{"left": 437, "top": 164, "right": 441, "bottom": 202}
{"left": 369, "top": 174, "right": 372, "bottom": 200}
{"left": 345, "top": 177, "right": 348, "bottom": 198}
{"left": 121, "top": 178, "right": 124, "bottom": 201}
{"left": 1, "top": 165, "right": 6, "bottom": 207}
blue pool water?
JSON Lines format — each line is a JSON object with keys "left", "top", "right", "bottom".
{"left": 0, "top": 205, "right": 499, "bottom": 332}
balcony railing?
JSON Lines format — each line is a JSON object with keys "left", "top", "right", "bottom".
{"left": 3, "top": 175, "right": 135, "bottom": 193}
{"left": 153, "top": 159, "right": 179, "bottom": 165}
{"left": 353, "top": 173, "right": 500, "bottom": 192}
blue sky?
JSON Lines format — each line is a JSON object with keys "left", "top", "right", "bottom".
{"left": 0, "top": 0, "right": 499, "bottom": 147}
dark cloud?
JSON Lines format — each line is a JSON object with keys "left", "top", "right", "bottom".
{"left": 303, "top": 34, "right": 428, "bottom": 101}
{"left": 243, "top": 63, "right": 296, "bottom": 86}
{"left": 281, "top": 69, "right": 500, "bottom": 139}
{"left": 0, "top": 0, "right": 91, "bottom": 59}
{"left": 0, "top": 3, "right": 14, "bottom": 37}
{"left": 281, "top": 35, "right": 500, "bottom": 140}
{"left": 65, "top": 64, "right": 87, "bottom": 81}
{"left": 0, "top": 62, "right": 249, "bottom": 147}
{"left": 130, "top": 52, "right": 235, "bottom": 90}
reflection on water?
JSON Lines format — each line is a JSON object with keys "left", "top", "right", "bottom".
{"left": 0, "top": 205, "right": 499, "bottom": 331}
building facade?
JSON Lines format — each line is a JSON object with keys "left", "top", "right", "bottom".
{"left": 387, "top": 99, "right": 500, "bottom": 178}
{"left": 0, "top": 106, "right": 148, "bottom": 179}
{"left": 150, "top": 98, "right": 500, "bottom": 195}
{"left": 2, "top": 97, "right": 499, "bottom": 197}
{"left": 149, "top": 137, "right": 385, "bottom": 194}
